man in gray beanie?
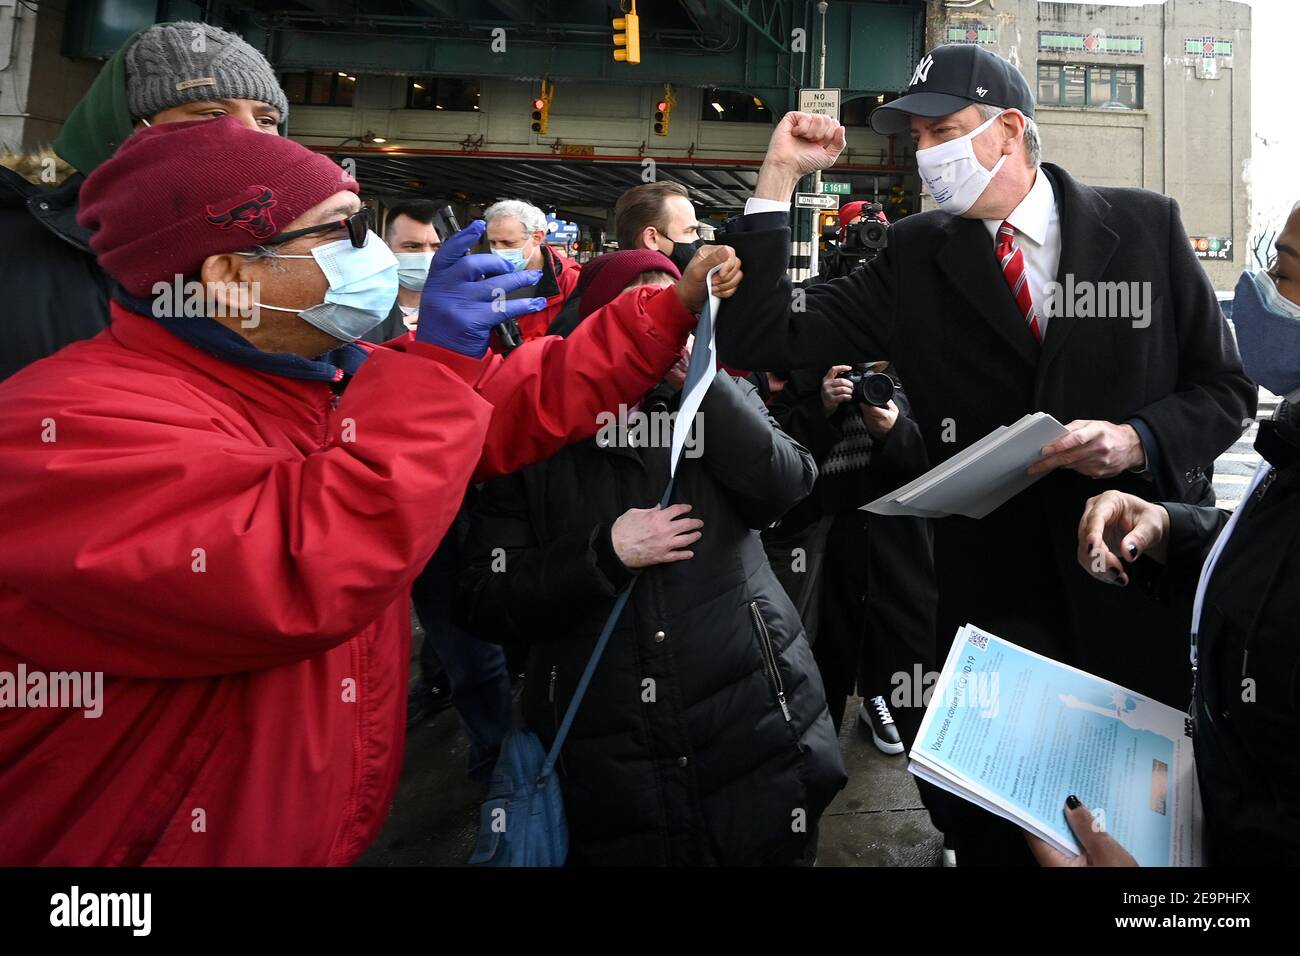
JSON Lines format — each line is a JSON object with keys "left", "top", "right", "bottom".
{"left": 125, "top": 21, "right": 289, "bottom": 134}
{"left": 1, "top": 20, "right": 288, "bottom": 380}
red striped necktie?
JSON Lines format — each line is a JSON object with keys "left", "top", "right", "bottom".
{"left": 995, "top": 220, "right": 1042, "bottom": 345}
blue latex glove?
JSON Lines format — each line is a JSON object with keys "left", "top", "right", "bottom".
{"left": 416, "top": 219, "right": 547, "bottom": 357}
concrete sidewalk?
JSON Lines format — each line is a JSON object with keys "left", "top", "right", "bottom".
{"left": 358, "top": 689, "right": 943, "bottom": 867}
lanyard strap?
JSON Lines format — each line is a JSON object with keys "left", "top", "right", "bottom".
{"left": 1190, "top": 462, "right": 1272, "bottom": 669}
{"left": 540, "top": 478, "right": 676, "bottom": 780}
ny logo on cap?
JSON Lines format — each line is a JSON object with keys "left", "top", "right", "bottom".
{"left": 910, "top": 53, "right": 935, "bottom": 87}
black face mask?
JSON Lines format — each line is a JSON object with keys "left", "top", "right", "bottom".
{"left": 665, "top": 237, "right": 704, "bottom": 274}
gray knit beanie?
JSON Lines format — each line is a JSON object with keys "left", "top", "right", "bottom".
{"left": 124, "top": 21, "right": 289, "bottom": 124}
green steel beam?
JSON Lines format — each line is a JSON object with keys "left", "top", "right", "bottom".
{"left": 713, "top": 0, "right": 788, "bottom": 54}
{"left": 244, "top": 1, "right": 923, "bottom": 113}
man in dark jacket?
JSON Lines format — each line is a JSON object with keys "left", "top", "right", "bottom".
{"left": 767, "top": 364, "right": 937, "bottom": 754}
{"left": 714, "top": 45, "right": 1256, "bottom": 864}
{"left": 0, "top": 21, "right": 287, "bottom": 381}
{"left": 455, "top": 249, "right": 847, "bottom": 866}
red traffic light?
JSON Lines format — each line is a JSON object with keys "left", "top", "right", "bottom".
{"left": 532, "top": 98, "right": 545, "bottom": 110}
{"left": 656, "top": 100, "right": 667, "bottom": 112}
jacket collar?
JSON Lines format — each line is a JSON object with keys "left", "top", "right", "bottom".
{"left": 1037, "top": 162, "right": 1119, "bottom": 376}
{"left": 111, "top": 289, "right": 368, "bottom": 385}
{"left": 536, "top": 245, "right": 562, "bottom": 299}
{"left": 935, "top": 209, "right": 1041, "bottom": 368}
{"left": 0, "top": 165, "right": 94, "bottom": 253}
{"left": 1255, "top": 402, "right": 1300, "bottom": 470}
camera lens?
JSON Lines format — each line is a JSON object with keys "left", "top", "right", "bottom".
{"left": 853, "top": 371, "right": 895, "bottom": 408}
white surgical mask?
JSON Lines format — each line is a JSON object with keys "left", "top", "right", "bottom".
{"left": 394, "top": 251, "right": 435, "bottom": 291}
{"left": 915, "top": 110, "right": 1009, "bottom": 217}
{"left": 399, "top": 304, "right": 420, "bottom": 331}
{"left": 244, "top": 232, "right": 399, "bottom": 342}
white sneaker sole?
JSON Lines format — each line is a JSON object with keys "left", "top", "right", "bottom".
{"left": 859, "top": 710, "right": 906, "bottom": 754}
{"left": 870, "top": 729, "right": 905, "bottom": 755}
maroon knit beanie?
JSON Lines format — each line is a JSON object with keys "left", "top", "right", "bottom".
{"left": 576, "top": 249, "right": 681, "bottom": 321}
{"left": 78, "top": 116, "right": 360, "bottom": 296}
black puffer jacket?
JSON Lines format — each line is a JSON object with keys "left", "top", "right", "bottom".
{"left": 1159, "top": 403, "right": 1300, "bottom": 865}
{"left": 455, "top": 372, "right": 847, "bottom": 865}
{"left": 0, "top": 164, "right": 112, "bottom": 381}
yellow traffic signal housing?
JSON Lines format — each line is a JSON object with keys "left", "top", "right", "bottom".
{"left": 613, "top": 3, "right": 641, "bottom": 64}
{"left": 530, "top": 79, "right": 554, "bottom": 135}
{"left": 653, "top": 84, "right": 675, "bottom": 136}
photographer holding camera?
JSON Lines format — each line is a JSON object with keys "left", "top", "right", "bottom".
{"left": 766, "top": 362, "right": 937, "bottom": 763}
{"left": 817, "top": 201, "right": 890, "bottom": 283}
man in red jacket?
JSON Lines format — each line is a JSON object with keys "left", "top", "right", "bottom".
{"left": 483, "top": 199, "right": 581, "bottom": 345}
{"left": 0, "top": 117, "right": 740, "bottom": 865}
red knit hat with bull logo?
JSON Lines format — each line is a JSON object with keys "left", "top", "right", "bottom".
{"left": 78, "top": 116, "right": 359, "bottom": 296}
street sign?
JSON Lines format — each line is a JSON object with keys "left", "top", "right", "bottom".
{"left": 546, "top": 214, "right": 580, "bottom": 244}
{"left": 1189, "top": 235, "right": 1233, "bottom": 260}
{"left": 794, "top": 192, "right": 838, "bottom": 210}
{"left": 821, "top": 181, "right": 851, "bottom": 195}
{"left": 798, "top": 87, "right": 841, "bottom": 119}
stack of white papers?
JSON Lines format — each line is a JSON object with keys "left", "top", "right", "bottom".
{"left": 910, "top": 624, "right": 1203, "bottom": 867}
{"left": 864, "top": 412, "right": 1070, "bottom": 519}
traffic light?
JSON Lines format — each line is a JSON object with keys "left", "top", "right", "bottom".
{"left": 530, "top": 79, "right": 553, "bottom": 134}
{"left": 613, "top": 2, "right": 640, "bottom": 64}
{"left": 888, "top": 184, "right": 909, "bottom": 217}
{"left": 653, "top": 84, "right": 675, "bottom": 136}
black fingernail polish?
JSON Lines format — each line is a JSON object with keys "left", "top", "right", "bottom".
{"left": 1127, "top": 543, "right": 1137, "bottom": 558}
{"left": 1066, "top": 794, "right": 1080, "bottom": 810}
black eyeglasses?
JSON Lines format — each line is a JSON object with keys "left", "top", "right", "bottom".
{"left": 262, "top": 209, "right": 371, "bottom": 248}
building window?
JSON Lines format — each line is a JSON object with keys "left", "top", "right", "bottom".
{"left": 406, "top": 78, "right": 481, "bottom": 111}
{"left": 282, "top": 71, "right": 356, "bottom": 107}
{"left": 1037, "top": 63, "right": 1142, "bottom": 109}
{"left": 701, "top": 89, "right": 771, "bottom": 123}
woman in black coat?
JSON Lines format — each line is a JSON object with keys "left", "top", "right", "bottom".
{"left": 454, "top": 251, "right": 847, "bottom": 866}
{"left": 1029, "top": 208, "right": 1300, "bottom": 866}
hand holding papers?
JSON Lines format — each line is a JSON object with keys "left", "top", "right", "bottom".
{"left": 864, "top": 412, "right": 1070, "bottom": 519}
{"left": 909, "top": 624, "right": 1203, "bottom": 866}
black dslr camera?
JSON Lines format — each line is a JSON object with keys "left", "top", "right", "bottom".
{"left": 840, "top": 215, "right": 888, "bottom": 256}
{"left": 840, "top": 363, "right": 896, "bottom": 408}
{"left": 819, "top": 203, "right": 888, "bottom": 280}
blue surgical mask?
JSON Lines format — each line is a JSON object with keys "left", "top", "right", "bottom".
{"left": 395, "top": 251, "right": 434, "bottom": 291}
{"left": 247, "top": 232, "right": 399, "bottom": 342}
{"left": 1232, "top": 269, "right": 1300, "bottom": 400}
{"left": 492, "top": 247, "right": 529, "bottom": 272}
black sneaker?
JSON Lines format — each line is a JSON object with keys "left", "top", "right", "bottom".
{"left": 406, "top": 677, "right": 453, "bottom": 728}
{"left": 858, "top": 695, "right": 904, "bottom": 755}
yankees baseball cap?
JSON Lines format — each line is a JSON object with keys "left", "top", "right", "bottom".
{"left": 870, "top": 44, "right": 1034, "bottom": 135}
